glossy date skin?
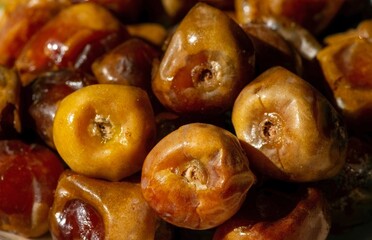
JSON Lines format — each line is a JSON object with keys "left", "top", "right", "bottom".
{"left": 141, "top": 123, "right": 256, "bottom": 230}
{"left": 92, "top": 37, "right": 161, "bottom": 92}
{"left": 232, "top": 67, "right": 348, "bottom": 182}
{"left": 234, "top": 0, "right": 345, "bottom": 35}
{"left": 0, "top": 140, "right": 64, "bottom": 238}
{"left": 15, "top": 2, "right": 129, "bottom": 86}
{"left": 152, "top": 3, "right": 255, "bottom": 115}
{"left": 26, "top": 69, "right": 98, "bottom": 149}
{"left": 0, "top": 0, "right": 69, "bottom": 67}
{"left": 50, "top": 170, "right": 165, "bottom": 240}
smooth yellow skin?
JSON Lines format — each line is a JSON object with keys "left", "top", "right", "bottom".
{"left": 53, "top": 84, "right": 156, "bottom": 181}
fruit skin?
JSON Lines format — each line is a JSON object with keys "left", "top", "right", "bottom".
{"left": 317, "top": 20, "right": 372, "bottom": 131}
{"left": 232, "top": 66, "right": 348, "bottom": 182}
{"left": 15, "top": 2, "right": 129, "bottom": 86}
{"left": 26, "top": 69, "right": 98, "bottom": 149}
{"left": 0, "top": 0, "right": 69, "bottom": 67}
{"left": 50, "top": 170, "right": 160, "bottom": 240}
{"left": 92, "top": 37, "right": 161, "bottom": 92}
{"left": 213, "top": 182, "right": 330, "bottom": 240}
{"left": 53, "top": 84, "right": 156, "bottom": 181}
{"left": 234, "top": 0, "right": 344, "bottom": 35}
{"left": 141, "top": 123, "right": 256, "bottom": 230}
{"left": 0, "top": 140, "right": 64, "bottom": 238}
{"left": 152, "top": 2, "right": 255, "bottom": 115}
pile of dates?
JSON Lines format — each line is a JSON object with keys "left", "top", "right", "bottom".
{"left": 0, "top": 0, "right": 372, "bottom": 239}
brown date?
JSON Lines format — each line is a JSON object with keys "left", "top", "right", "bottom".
{"left": 232, "top": 66, "right": 348, "bottom": 182}
{"left": 0, "top": 0, "right": 69, "bottom": 67}
{"left": 152, "top": 3, "right": 255, "bottom": 115}
{"left": 15, "top": 2, "right": 129, "bottom": 86}
{"left": 50, "top": 170, "right": 169, "bottom": 240}
{"left": 234, "top": 0, "right": 345, "bottom": 35}
{"left": 26, "top": 69, "right": 98, "bottom": 149}
{"left": 317, "top": 20, "right": 372, "bottom": 131}
{"left": 92, "top": 37, "right": 161, "bottom": 92}
{"left": 0, "top": 140, "right": 64, "bottom": 238}
{"left": 213, "top": 182, "right": 330, "bottom": 240}
{"left": 141, "top": 123, "right": 256, "bottom": 230}
{"left": 240, "top": 22, "right": 302, "bottom": 75}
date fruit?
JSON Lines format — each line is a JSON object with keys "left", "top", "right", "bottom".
{"left": 141, "top": 123, "right": 256, "bottom": 230}
{"left": 234, "top": 0, "right": 344, "bottom": 35}
{"left": 0, "top": 0, "right": 69, "bottom": 67}
{"left": 152, "top": 3, "right": 255, "bottom": 115}
{"left": 317, "top": 20, "right": 372, "bottom": 130}
{"left": 53, "top": 84, "right": 156, "bottom": 181}
{"left": 0, "top": 140, "right": 64, "bottom": 237}
{"left": 92, "top": 38, "right": 161, "bottom": 92}
{"left": 232, "top": 66, "right": 348, "bottom": 182}
{"left": 213, "top": 182, "right": 330, "bottom": 240}
{"left": 26, "top": 69, "right": 97, "bottom": 149}
{"left": 15, "top": 2, "right": 129, "bottom": 86}
{"left": 50, "top": 170, "right": 164, "bottom": 240}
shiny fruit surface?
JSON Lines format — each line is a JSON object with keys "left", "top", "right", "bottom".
{"left": 232, "top": 66, "right": 348, "bottom": 182}
{"left": 92, "top": 38, "right": 161, "bottom": 92}
{"left": 0, "top": 0, "right": 69, "bottom": 67}
{"left": 152, "top": 3, "right": 255, "bottom": 115}
{"left": 141, "top": 123, "right": 256, "bottom": 230}
{"left": 50, "top": 170, "right": 160, "bottom": 240}
{"left": 15, "top": 2, "right": 128, "bottom": 86}
{"left": 0, "top": 140, "right": 64, "bottom": 237}
{"left": 53, "top": 84, "right": 156, "bottom": 181}
{"left": 27, "top": 69, "right": 98, "bottom": 149}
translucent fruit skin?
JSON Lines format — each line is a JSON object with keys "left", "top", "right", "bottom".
{"left": 53, "top": 84, "right": 156, "bottom": 181}
{"left": 232, "top": 66, "right": 348, "bottom": 182}
{"left": 14, "top": 2, "right": 129, "bottom": 86}
{"left": 50, "top": 171, "right": 159, "bottom": 240}
{"left": 152, "top": 3, "right": 255, "bottom": 115}
{"left": 141, "top": 123, "right": 256, "bottom": 230}
{"left": 0, "top": 140, "right": 64, "bottom": 238}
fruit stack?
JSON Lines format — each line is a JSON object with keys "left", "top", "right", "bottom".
{"left": 0, "top": 0, "right": 371, "bottom": 239}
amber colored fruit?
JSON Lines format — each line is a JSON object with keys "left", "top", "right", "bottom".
{"left": 141, "top": 123, "right": 256, "bottom": 230}
{"left": 0, "top": 0, "right": 69, "bottom": 67}
{"left": 0, "top": 140, "right": 64, "bottom": 238}
{"left": 234, "top": 0, "right": 344, "bottom": 35}
{"left": 317, "top": 20, "right": 372, "bottom": 130}
{"left": 213, "top": 182, "right": 330, "bottom": 240}
{"left": 232, "top": 66, "right": 348, "bottom": 182}
{"left": 27, "top": 69, "right": 98, "bottom": 148}
{"left": 92, "top": 38, "right": 161, "bottom": 91}
{"left": 50, "top": 170, "right": 161, "bottom": 240}
{"left": 15, "top": 2, "right": 129, "bottom": 86}
{"left": 152, "top": 3, "right": 255, "bottom": 115}
{"left": 53, "top": 84, "right": 156, "bottom": 181}
{"left": 0, "top": 66, "right": 21, "bottom": 139}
